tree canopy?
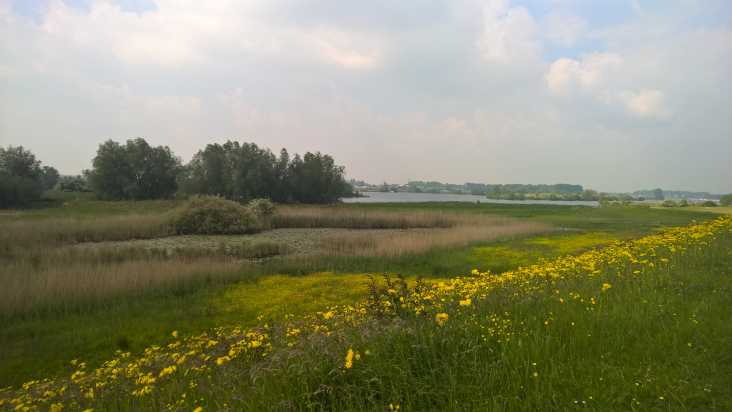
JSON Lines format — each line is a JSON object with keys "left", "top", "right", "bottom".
{"left": 84, "top": 139, "right": 181, "bottom": 201}
{"left": 0, "top": 146, "right": 44, "bottom": 207}
{"left": 179, "top": 141, "right": 351, "bottom": 204}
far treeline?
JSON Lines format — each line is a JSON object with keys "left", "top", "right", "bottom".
{"left": 0, "top": 139, "right": 354, "bottom": 208}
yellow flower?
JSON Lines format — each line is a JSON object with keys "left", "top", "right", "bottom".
{"left": 345, "top": 349, "right": 354, "bottom": 369}
{"left": 602, "top": 283, "right": 611, "bottom": 291}
{"left": 435, "top": 313, "right": 449, "bottom": 326}
{"left": 172, "top": 331, "right": 178, "bottom": 338}
{"left": 459, "top": 298, "right": 472, "bottom": 306}
{"left": 193, "top": 408, "right": 203, "bottom": 412}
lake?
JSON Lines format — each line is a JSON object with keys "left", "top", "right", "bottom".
{"left": 342, "top": 192, "right": 604, "bottom": 205}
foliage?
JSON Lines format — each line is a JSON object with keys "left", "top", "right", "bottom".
{"left": 721, "top": 194, "right": 732, "bottom": 207}
{"left": 0, "top": 146, "right": 43, "bottom": 207}
{"left": 53, "top": 178, "right": 91, "bottom": 192}
{"left": 166, "top": 195, "right": 260, "bottom": 235}
{"left": 653, "top": 188, "right": 664, "bottom": 200}
{"left": 657, "top": 199, "right": 678, "bottom": 207}
{"left": 84, "top": 139, "right": 181, "bottom": 201}
{"left": 699, "top": 200, "right": 717, "bottom": 207}
{"left": 179, "top": 141, "right": 350, "bottom": 204}
{"left": 247, "top": 198, "right": 277, "bottom": 217}
{"left": 1, "top": 216, "right": 730, "bottom": 410}
{"left": 40, "top": 166, "right": 59, "bottom": 190}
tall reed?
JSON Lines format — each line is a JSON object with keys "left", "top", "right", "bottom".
{"left": 321, "top": 218, "right": 552, "bottom": 257}
{"left": 262, "top": 206, "right": 464, "bottom": 229}
{"left": 0, "top": 256, "right": 240, "bottom": 320}
{"left": 0, "top": 215, "right": 172, "bottom": 250}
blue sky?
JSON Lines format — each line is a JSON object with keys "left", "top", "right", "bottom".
{"left": 2, "top": 0, "right": 731, "bottom": 193}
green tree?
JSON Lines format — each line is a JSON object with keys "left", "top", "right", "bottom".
{"left": 489, "top": 185, "right": 502, "bottom": 199}
{"left": 598, "top": 193, "right": 609, "bottom": 205}
{"left": 289, "top": 152, "right": 349, "bottom": 204}
{"left": 652, "top": 188, "right": 664, "bottom": 200}
{"left": 378, "top": 182, "right": 389, "bottom": 192}
{"left": 720, "top": 194, "right": 732, "bottom": 207}
{"left": 0, "top": 146, "right": 43, "bottom": 207}
{"left": 581, "top": 189, "right": 597, "bottom": 201}
{"left": 40, "top": 166, "right": 60, "bottom": 190}
{"left": 84, "top": 138, "right": 181, "bottom": 200}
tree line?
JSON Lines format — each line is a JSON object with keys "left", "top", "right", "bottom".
{"left": 0, "top": 139, "right": 354, "bottom": 207}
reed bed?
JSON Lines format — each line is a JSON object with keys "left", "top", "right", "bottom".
{"left": 0, "top": 256, "right": 239, "bottom": 320}
{"left": 262, "top": 206, "right": 465, "bottom": 229}
{"left": 0, "top": 215, "right": 172, "bottom": 250}
{"left": 321, "top": 217, "right": 552, "bottom": 257}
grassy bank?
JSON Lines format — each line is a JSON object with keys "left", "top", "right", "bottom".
{"left": 2, "top": 215, "right": 730, "bottom": 410}
{"left": 0, "top": 201, "right": 726, "bottom": 392}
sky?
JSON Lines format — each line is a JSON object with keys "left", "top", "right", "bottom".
{"left": 1, "top": 0, "right": 730, "bottom": 193}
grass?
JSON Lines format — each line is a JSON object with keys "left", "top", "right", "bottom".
{"left": 0, "top": 198, "right": 728, "bottom": 396}
{"left": 320, "top": 217, "right": 551, "bottom": 257}
{"left": 0, "top": 215, "right": 171, "bottom": 250}
{"left": 2, "top": 214, "right": 730, "bottom": 410}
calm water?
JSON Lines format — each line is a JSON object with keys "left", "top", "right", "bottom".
{"left": 342, "top": 192, "right": 604, "bottom": 205}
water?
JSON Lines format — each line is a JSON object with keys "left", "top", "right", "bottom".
{"left": 342, "top": 192, "right": 603, "bottom": 205}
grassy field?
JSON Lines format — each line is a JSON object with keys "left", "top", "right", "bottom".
{"left": 0, "top": 199, "right": 730, "bottom": 409}
{"left": 1, "top": 212, "right": 730, "bottom": 410}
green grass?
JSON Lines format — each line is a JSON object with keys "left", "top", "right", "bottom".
{"left": 2, "top": 214, "right": 730, "bottom": 410}
{"left": 1, "top": 192, "right": 181, "bottom": 222}
{"left": 0, "top": 199, "right": 727, "bottom": 394}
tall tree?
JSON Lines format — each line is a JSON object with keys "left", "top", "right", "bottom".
{"left": 0, "top": 146, "right": 43, "bottom": 207}
{"left": 84, "top": 138, "right": 181, "bottom": 200}
{"left": 40, "top": 166, "right": 60, "bottom": 190}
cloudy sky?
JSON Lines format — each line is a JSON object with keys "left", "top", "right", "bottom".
{"left": 1, "top": 0, "right": 730, "bottom": 193}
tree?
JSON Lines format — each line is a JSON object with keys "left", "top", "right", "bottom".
{"left": 581, "top": 189, "right": 597, "bottom": 201}
{"left": 490, "top": 185, "right": 502, "bottom": 199}
{"left": 652, "top": 188, "right": 664, "bottom": 200}
{"left": 84, "top": 138, "right": 181, "bottom": 200}
{"left": 598, "top": 193, "right": 609, "bottom": 205}
{"left": 720, "top": 194, "right": 732, "bottom": 207}
{"left": 40, "top": 166, "right": 60, "bottom": 190}
{"left": 289, "top": 152, "right": 349, "bottom": 204}
{"left": 0, "top": 146, "right": 43, "bottom": 207}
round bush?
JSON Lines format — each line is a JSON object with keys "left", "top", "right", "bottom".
{"left": 657, "top": 199, "right": 678, "bottom": 207}
{"left": 699, "top": 200, "right": 718, "bottom": 207}
{"left": 168, "top": 195, "right": 260, "bottom": 234}
{"left": 247, "top": 198, "right": 278, "bottom": 217}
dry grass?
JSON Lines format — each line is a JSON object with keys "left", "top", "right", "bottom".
{"left": 262, "top": 206, "right": 460, "bottom": 229}
{"left": 321, "top": 216, "right": 552, "bottom": 257}
{"left": 0, "top": 215, "right": 172, "bottom": 251}
{"left": 0, "top": 255, "right": 238, "bottom": 319}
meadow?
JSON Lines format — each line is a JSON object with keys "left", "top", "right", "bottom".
{"left": 0, "top": 197, "right": 730, "bottom": 410}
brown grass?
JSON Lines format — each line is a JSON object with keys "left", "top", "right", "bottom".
{"left": 0, "top": 215, "right": 172, "bottom": 251}
{"left": 262, "top": 206, "right": 460, "bottom": 229}
{"left": 321, "top": 216, "right": 552, "bottom": 257}
{"left": 0, "top": 255, "right": 238, "bottom": 319}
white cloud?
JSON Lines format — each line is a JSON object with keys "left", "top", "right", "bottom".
{"left": 541, "top": 10, "right": 589, "bottom": 47}
{"left": 545, "top": 52, "right": 621, "bottom": 96}
{"left": 617, "top": 88, "right": 671, "bottom": 119}
{"left": 1, "top": 1, "right": 731, "bottom": 192}
{"left": 477, "top": 0, "right": 541, "bottom": 64}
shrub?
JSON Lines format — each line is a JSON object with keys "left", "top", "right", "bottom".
{"left": 699, "top": 200, "right": 717, "bottom": 207}
{"left": 247, "top": 198, "right": 278, "bottom": 217}
{"left": 720, "top": 194, "right": 732, "bottom": 207}
{"left": 53, "top": 178, "right": 91, "bottom": 192}
{"left": 167, "top": 195, "right": 260, "bottom": 234}
{"left": 657, "top": 199, "right": 678, "bottom": 207}
{"left": 677, "top": 198, "right": 689, "bottom": 207}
